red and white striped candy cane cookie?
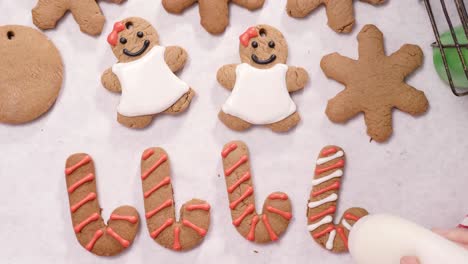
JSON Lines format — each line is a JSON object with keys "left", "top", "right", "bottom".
{"left": 65, "top": 153, "right": 140, "bottom": 256}
{"left": 140, "top": 147, "right": 211, "bottom": 251}
{"left": 307, "top": 146, "right": 368, "bottom": 253}
{"left": 221, "top": 140, "right": 292, "bottom": 243}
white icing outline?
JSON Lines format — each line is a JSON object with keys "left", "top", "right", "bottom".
{"left": 316, "top": 151, "right": 344, "bottom": 165}
{"left": 308, "top": 193, "right": 338, "bottom": 209}
{"left": 307, "top": 215, "right": 333, "bottom": 232}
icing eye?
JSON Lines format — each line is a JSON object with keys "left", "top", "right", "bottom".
{"left": 251, "top": 41, "right": 258, "bottom": 48}
{"left": 137, "top": 31, "right": 144, "bottom": 38}
{"left": 120, "top": 37, "right": 127, "bottom": 44}
{"left": 268, "top": 41, "right": 275, "bottom": 48}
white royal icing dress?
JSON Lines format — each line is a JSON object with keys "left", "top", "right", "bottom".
{"left": 112, "top": 45, "right": 189, "bottom": 117}
{"left": 222, "top": 63, "right": 296, "bottom": 124}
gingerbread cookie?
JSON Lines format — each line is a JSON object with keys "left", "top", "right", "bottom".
{"left": 162, "top": 0, "right": 265, "bottom": 35}
{"left": 0, "top": 25, "right": 63, "bottom": 124}
{"left": 217, "top": 25, "right": 309, "bottom": 132}
{"left": 321, "top": 25, "right": 429, "bottom": 142}
{"left": 102, "top": 17, "right": 195, "bottom": 129}
{"left": 286, "top": 0, "right": 386, "bottom": 33}
{"left": 307, "top": 146, "right": 368, "bottom": 253}
{"left": 65, "top": 154, "right": 139, "bottom": 256}
{"left": 140, "top": 148, "right": 211, "bottom": 251}
{"left": 221, "top": 141, "right": 292, "bottom": 243}
{"left": 32, "top": 0, "right": 125, "bottom": 35}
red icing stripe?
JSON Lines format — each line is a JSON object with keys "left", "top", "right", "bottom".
{"left": 74, "top": 213, "right": 100, "bottom": 233}
{"left": 182, "top": 219, "right": 207, "bottom": 236}
{"left": 225, "top": 155, "right": 248, "bottom": 176}
{"left": 230, "top": 186, "right": 254, "bottom": 209}
{"left": 68, "top": 173, "right": 95, "bottom": 193}
{"left": 313, "top": 225, "right": 335, "bottom": 239}
{"left": 267, "top": 206, "right": 292, "bottom": 220}
{"left": 344, "top": 213, "right": 361, "bottom": 222}
{"left": 269, "top": 193, "right": 288, "bottom": 200}
{"left": 107, "top": 227, "right": 130, "bottom": 248}
{"left": 321, "top": 147, "right": 338, "bottom": 156}
{"left": 458, "top": 224, "right": 468, "bottom": 229}
{"left": 312, "top": 182, "right": 340, "bottom": 197}
{"left": 85, "top": 229, "right": 103, "bottom": 251}
{"left": 336, "top": 227, "right": 348, "bottom": 249}
{"left": 146, "top": 199, "right": 173, "bottom": 219}
{"left": 110, "top": 214, "right": 138, "bottom": 224}
{"left": 315, "top": 160, "right": 345, "bottom": 175}
{"left": 173, "top": 226, "right": 181, "bottom": 250}
{"left": 71, "top": 192, "right": 97, "bottom": 213}
{"left": 247, "top": 215, "right": 259, "bottom": 241}
{"left": 222, "top": 143, "right": 238, "bottom": 158}
{"left": 228, "top": 172, "right": 251, "bottom": 193}
{"left": 186, "top": 203, "right": 211, "bottom": 211}
{"left": 141, "top": 154, "right": 168, "bottom": 180}
{"left": 150, "top": 218, "right": 174, "bottom": 238}
{"left": 233, "top": 204, "right": 255, "bottom": 226}
{"left": 144, "top": 177, "right": 171, "bottom": 198}
{"left": 262, "top": 214, "right": 278, "bottom": 241}
{"left": 309, "top": 206, "right": 336, "bottom": 222}
{"left": 142, "top": 149, "right": 155, "bottom": 160}
{"left": 66, "top": 155, "right": 91, "bottom": 175}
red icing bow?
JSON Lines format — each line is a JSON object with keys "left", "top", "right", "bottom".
{"left": 239, "top": 27, "right": 258, "bottom": 47}
{"left": 107, "top": 22, "right": 125, "bottom": 46}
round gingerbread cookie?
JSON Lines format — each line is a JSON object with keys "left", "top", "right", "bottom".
{"left": 0, "top": 25, "right": 63, "bottom": 124}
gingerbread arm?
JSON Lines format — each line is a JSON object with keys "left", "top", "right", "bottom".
{"left": 162, "top": 0, "right": 197, "bottom": 13}
{"left": 217, "top": 64, "right": 238, "bottom": 91}
{"left": 101, "top": 68, "right": 122, "bottom": 93}
{"left": 232, "top": 0, "right": 265, "bottom": 10}
{"left": 286, "top": 66, "right": 309, "bottom": 92}
{"left": 69, "top": 0, "right": 105, "bottom": 35}
{"left": 164, "top": 46, "right": 188, "bottom": 73}
{"left": 325, "top": 0, "right": 355, "bottom": 33}
{"left": 32, "top": 0, "right": 68, "bottom": 30}
{"left": 286, "top": 0, "right": 322, "bottom": 18}
{"left": 389, "top": 44, "right": 424, "bottom": 77}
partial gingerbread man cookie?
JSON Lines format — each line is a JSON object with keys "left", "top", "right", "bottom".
{"left": 162, "top": 0, "right": 265, "bottom": 34}
{"left": 102, "top": 17, "right": 195, "bottom": 129}
{"left": 221, "top": 141, "right": 292, "bottom": 243}
{"left": 307, "top": 146, "right": 368, "bottom": 253}
{"left": 65, "top": 154, "right": 139, "bottom": 256}
{"left": 217, "top": 25, "right": 309, "bottom": 132}
{"left": 321, "top": 25, "right": 429, "bottom": 142}
{"left": 0, "top": 25, "right": 63, "bottom": 124}
{"left": 286, "top": 0, "right": 386, "bottom": 33}
{"left": 140, "top": 148, "right": 211, "bottom": 251}
{"left": 32, "top": 0, "right": 125, "bottom": 35}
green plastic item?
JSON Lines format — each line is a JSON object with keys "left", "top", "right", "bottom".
{"left": 433, "top": 26, "right": 468, "bottom": 89}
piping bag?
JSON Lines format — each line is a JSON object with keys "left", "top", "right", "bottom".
{"left": 348, "top": 214, "right": 468, "bottom": 264}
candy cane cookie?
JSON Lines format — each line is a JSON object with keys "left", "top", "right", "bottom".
{"left": 140, "top": 148, "right": 211, "bottom": 251}
{"left": 307, "top": 146, "right": 368, "bottom": 253}
{"left": 221, "top": 141, "right": 292, "bottom": 243}
{"left": 65, "top": 154, "right": 139, "bottom": 256}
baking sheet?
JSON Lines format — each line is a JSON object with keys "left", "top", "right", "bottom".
{"left": 0, "top": 0, "right": 467, "bottom": 263}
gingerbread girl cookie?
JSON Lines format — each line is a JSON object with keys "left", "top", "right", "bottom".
{"left": 162, "top": 0, "right": 265, "bottom": 35}
{"left": 217, "top": 25, "right": 309, "bottom": 132}
{"left": 32, "top": 0, "right": 126, "bottom": 35}
{"left": 101, "top": 17, "right": 195, "bottom": 129}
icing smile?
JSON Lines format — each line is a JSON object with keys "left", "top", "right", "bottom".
{"left": 251, "top": 54, "right": 277, "bottom": 65}
{"left": 123, "top": 40, "right": 150, "bottom": 57}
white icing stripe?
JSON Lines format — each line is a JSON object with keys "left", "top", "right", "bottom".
{"left": 307, "top": 215, "right": 333, "bottom": 232}
{"left": 312, "top": 170, "right": 343, "bottom": 186}
{"left": 317, "top": 151, "right": 344, "bottom": 165}
{"left": 342, "top": 218, "right": 353, "bottom": 231}
{"left": 326, "top": 230, "right": 337, "bottom": 250}
{"left": 308, "top": 193, "right": 338, "bottom": 209}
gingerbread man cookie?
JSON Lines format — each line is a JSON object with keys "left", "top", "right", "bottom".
{"left": 101, "top": 17, "right": 195, "bottom": 129}
{"left": 162, "top": 0, "right": 265, "bottom": 35}
{"left": 65, "top": 154, "right": 139, "bottom": 256}
{"left": 221, "top": 141, "right": 292, "bottom": 243}
{"left": 32, "top": 0, "right": 125, "bottom": 35}
{"left": 140, "top": 148, "right": 211, "bottom": 251}
{"left": 217, "top": 25, "right": 309, "bottom": 132}
{"left": 307, "top": 146, "right": 368, "bottom": 253}
{"left": 287, "top": 0, "right": 386, "bottom": 33}
{"left": 321, "top": 25, "right": 429, "bottom": 142}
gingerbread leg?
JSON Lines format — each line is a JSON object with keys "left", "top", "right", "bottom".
{"left": 325, "top": 0, "right": 355, "bottom": 33}
{"left": 267, "top": 112, "right": 301, "bottom": 133}
{"left": 218, "top": 111, "right": 252, "bottom": 131}
{"left": 286, "top": 0, "right": 322, "bottom": 18}
{"left": 162, "top": 0, "right": 197, "bottom": 13}
{"left": 117, "top": 113, "right": 153, "bottom": 129}
{"left": 232, "top": 0, "right": 265, "bottom": 10}
{"left": 164, "top": 88, "right": 195, "bottom": 115}
{"left": 32, "top": 0, "right": 69, "bottom": 30}
{"left": 69, "top": 0, "right": 105, "bottom": 35}
{"left": 364, "top": 108, "right": 393, "bottom": 142}
{"left": 198, "top": 0, "right": 229, "bottom": 34}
